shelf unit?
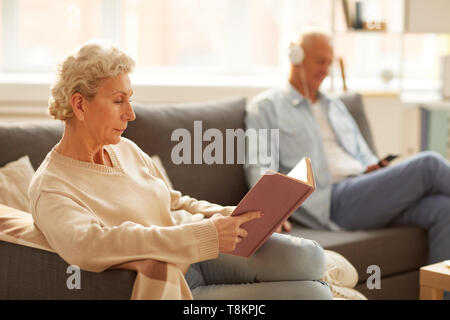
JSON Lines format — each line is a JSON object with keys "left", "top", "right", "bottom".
{"left": 329, "top": 0, "right": 450, "bottom": 96}
{"left": 329, "top": 0, "right": 450, "bottom": 160}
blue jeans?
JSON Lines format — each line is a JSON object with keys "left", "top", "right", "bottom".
{"left": 331, "top": 151, "right": 450, "bottom": 299}
{"left": 185, "top": 233, "right": 332, "bottom": 300}
{"left": 331, "top": 151, "right": 450, "bottom": 265}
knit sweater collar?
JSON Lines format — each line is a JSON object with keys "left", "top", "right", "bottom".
{"left": 50, "top": 144, "right": 124, "bottom": 175}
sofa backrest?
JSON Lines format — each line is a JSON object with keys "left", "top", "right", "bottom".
{"left": 0, "top": 92, "right": 376, "bottom": 207}
{"left": 0, "top": 121, "right": 63, "bottom": 170}
{"left": 125, "top": 93, "right": 377, "bottom": 206}
{"left": 124, "top": 97, "right": 249, "bottom": 206}
{"left": 339, "top": 92, "right": 378, "bottom": 156}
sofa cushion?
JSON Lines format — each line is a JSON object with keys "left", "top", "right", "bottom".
{"left": 289, "top": 225, "right": 427, "bottom": 283}
{"left": 339, "top": 92, "right": 378, "bottom": 156}
{"left": 0, "top": 156, "right": 35, "bottom": 212}
{"left": 124, "top": 97, "right": 249, "bottom": 206}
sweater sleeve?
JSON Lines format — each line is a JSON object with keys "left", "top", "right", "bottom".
{"left": 31, "top": 190, "right": 219, "bottom": 273}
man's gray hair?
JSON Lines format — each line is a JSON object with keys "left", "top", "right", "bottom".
{"left": 295, "top": 28, "right": 333, "bottom": 49}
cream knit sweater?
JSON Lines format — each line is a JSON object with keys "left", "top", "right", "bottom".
{"left": 29, "top": 137, "right": 234, "bottom": 278}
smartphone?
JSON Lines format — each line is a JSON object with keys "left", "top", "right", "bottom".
{"left": 378, "top": 154, "right": 399, "bottom": 167}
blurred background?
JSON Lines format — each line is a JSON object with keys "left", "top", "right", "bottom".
{"left": 2, "top": 0, "right": 450, "bottom": 92}
{"left": 1, "top": 0, "right": 450, "bottom": 160}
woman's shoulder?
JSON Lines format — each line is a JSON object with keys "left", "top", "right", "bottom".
{"left": 28, "top": 150, "right": 68, "bottom": 202}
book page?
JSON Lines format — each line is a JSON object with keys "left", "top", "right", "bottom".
{"left": 287, "top": 157, "right": 308, "bottom": 183}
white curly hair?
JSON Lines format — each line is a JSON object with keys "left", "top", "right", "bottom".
{"left": 48, "top": 39, "right": 135, "bottom": 121}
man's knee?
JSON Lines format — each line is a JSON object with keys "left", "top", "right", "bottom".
{"left": 406, "top": 151, "right": 448, "bottom": 184}
{"left": 416, "top": 151, "right": 447, "bottom": 168}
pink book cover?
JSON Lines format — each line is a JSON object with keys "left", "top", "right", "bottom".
{"left": 229, "top": 157, "right": 315, "bottom": 257}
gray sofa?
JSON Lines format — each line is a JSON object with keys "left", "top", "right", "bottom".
{"left": 0, "top": 93, "right": 427, "bottom": 299}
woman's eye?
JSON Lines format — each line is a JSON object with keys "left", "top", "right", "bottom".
{"left": 114, "top": 98, "right": 132, "bottom": 104}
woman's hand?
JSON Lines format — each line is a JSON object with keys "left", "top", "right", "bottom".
{"left": 210, "top": 211, "right": 262, "bottom": 253}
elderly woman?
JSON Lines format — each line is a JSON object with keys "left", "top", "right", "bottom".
{"left": 28, "top": 40, "right": 333, "bottom": 300}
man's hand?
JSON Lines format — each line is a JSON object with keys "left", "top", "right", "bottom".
{"left": 210, "top": 211, "right": 262, "bottom": 253}
{"left": 275, "top": 219, "right": 292, "bottom": 233}
{"left": 364, "top": 159, "right": 389, "bottom": 174}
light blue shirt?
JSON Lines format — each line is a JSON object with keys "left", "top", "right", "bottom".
{"left": 244, "top": 84, "right": 378, "bottom": 230}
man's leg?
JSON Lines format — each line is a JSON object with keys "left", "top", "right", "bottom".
{"left": 330, "top": 151, "right": 450, "bottom": 230}
{"left": 390, "top": 194, "right": 450, "bottom": 264}
{"left": 390, "top": 193, "right": 450, "bottom": 300}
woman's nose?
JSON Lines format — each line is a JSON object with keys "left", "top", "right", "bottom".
{"left": 123, "top": 102, "right": 136, "bottom": 122}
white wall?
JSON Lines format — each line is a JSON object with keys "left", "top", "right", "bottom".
{"left": 362, "top": 94, "right": 421, "bottom": 162}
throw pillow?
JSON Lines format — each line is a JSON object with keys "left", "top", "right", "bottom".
{"left": 0, "top": 155, "right": 35, "bottom": 213}
{"left": 0, "top": 204, "right": 52, "bottom": 252}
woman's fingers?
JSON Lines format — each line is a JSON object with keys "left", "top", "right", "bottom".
{"left": 211, "top": 211, "right": 262, "bottom": 253}
{"left": 236, "top": 210, "right": 263, "bottom": 225}
{"left": 237, "top": 227, "right": 248, "bottom": 239}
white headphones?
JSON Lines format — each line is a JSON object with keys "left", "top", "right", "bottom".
{"left": 288, "top": 41, "right": 311, "bottom": 101}
{"left": 288, "top": 42, "right": 304, "bottom": 65}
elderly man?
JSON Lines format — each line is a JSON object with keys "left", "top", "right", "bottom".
{"left": 244, "top": 31, "right": 450, "bottom": 271}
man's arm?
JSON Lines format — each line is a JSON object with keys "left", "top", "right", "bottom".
{"left": 245, "top": 98, "right": 291, "bottom": 232}
{"left": 244, "top": 98, "right": 279, "bottom": 187}
{"left": 334, "top": 99, "right": 379, "bottom": 170}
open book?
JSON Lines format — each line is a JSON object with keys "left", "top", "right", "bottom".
{"left": 229, "top": 157, "right": 316, "bottom": 257}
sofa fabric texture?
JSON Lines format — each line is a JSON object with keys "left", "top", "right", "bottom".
{"left": 0, "top": 93, "right": 426, "bottom": 299}
{"left": 126, "top": 97, "right": 249, "bottom": 207}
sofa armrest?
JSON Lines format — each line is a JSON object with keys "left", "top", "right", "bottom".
{"left": 0, "top": 240, "right": 136, "bottom": 299}
{"left": 0, "top": 204, "right": 136, "bottom": 299}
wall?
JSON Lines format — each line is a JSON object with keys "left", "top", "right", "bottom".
{"left": 363, "top": 94, "right": 421, "bottom": 161}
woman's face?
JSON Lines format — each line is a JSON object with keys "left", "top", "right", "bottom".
{"left": 83, "top": 73, "right": 135, "bottom": 146}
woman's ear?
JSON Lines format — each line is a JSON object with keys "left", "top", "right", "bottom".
{"left": 70, "top": 93, "right": 86, "bottom": 121}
